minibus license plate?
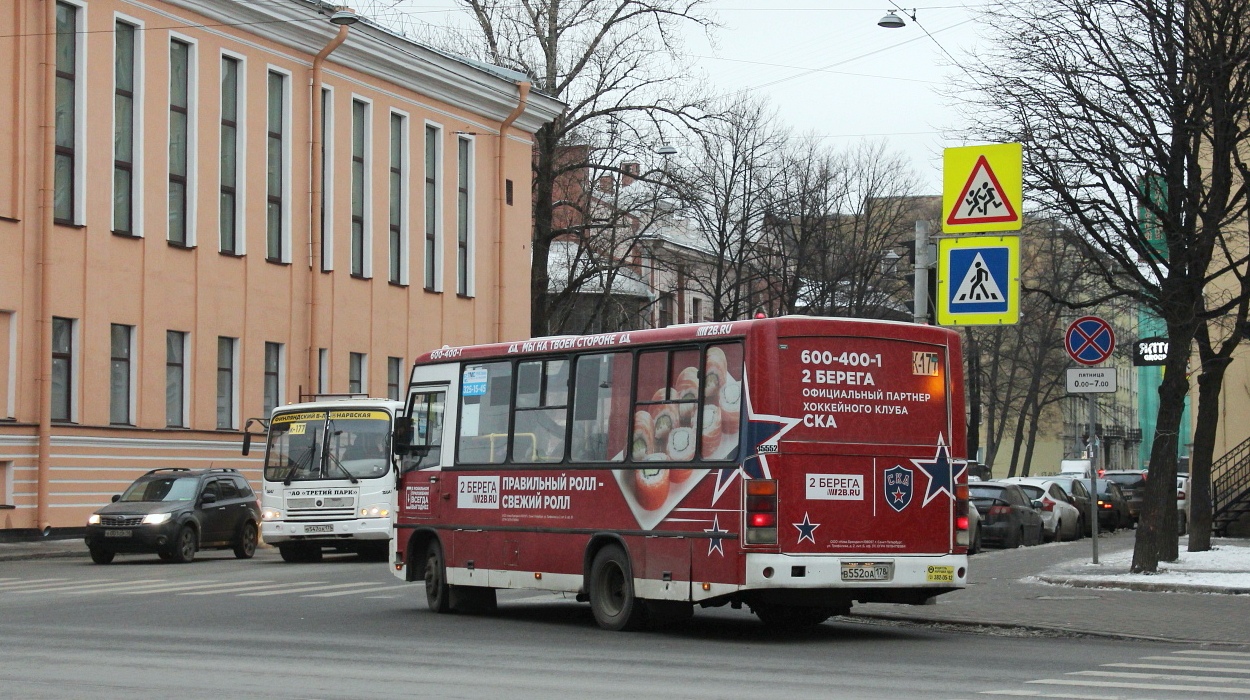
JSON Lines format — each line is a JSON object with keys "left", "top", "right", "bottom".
{"left": 304, "top": 525, "right": 333, "bottom": 534}
{"left": 105, "top": 529, "right": 132, "bottom": 538}
{"left": 841, "top": 561, "right": 893, "bottom": 581}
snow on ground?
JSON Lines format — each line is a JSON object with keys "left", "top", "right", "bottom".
{"left": 1045, "top": 538, "right": 1250, "bottom": 591}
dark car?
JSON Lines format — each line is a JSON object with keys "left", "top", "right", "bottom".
{"left": 1102, "top": 470, "right": 1147, "bottom": 524}
{"left": 968, "top": 482, "right": 1046, "bottom": 548}
{"left": 1094, "top": 479, "right": 1132, "bottom": 532}
{"left": 85, "top": 468, "right": 260, "bottom": 564}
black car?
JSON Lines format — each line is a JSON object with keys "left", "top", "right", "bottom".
{"left": 968, "top": 482, "right": 1046, "bottom": 548}
{"left": 85, "top": 468, "right": 260, "bottom": 564}
{"left": 1093, "top": 479, "right": 1132, "bottom": 532}
{"left": 1102, "top": 470, "right": 1147, "bottom": 524}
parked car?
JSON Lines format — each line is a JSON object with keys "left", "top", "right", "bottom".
{"left": 1177, "top": 474, "right": 1191, "bottom": 535}
{"left": 968, "top": 481, "right": 1046, "bottom": 548}
{"left": 968, "top": 501, "right": 983, "bottom": 554}
{"left": 1094, "top": 479, "right": 1132, "bottom": 532}
{"left": 1002, "top": 477, "right": 1083, "bottom": 541}
{"left": 85, "top": 468, "right": 260, "bottom": 564}
{"left": 1041, "top": 476, "right": 1096, "bottom": 536}
{"left": 1102, "top": 470, "right": 1147, "bottom": 524}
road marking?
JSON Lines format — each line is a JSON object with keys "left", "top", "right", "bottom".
{"left": 42, "top": 579, "right": 166, "bottom": 593}
{"left": 301, "top": 584, "right": 407, "bottom": 597}
{"left": 1104, "top": 663, "right": 1250, "bottom": 674}
{"left": 115, "top": 580, "right": 228, "bottom": 595}
{"left": 0, "top": 578, "right": 73, "bottom": 591}
{"left": 1141, "top": 655, "right": 1250, "bottom": 666}
{"left": 178, "top": 582, "right": 289, "bottom": 596}
{"left": 238, "top": 582, "right": 380, "bottom": 597}
{"left": 1029, "top": 679, "right": 1250, "bottom": 694}
{"left": 1178, "top": 651, "right": 1250, "bottom": 659}
{"left": 980, "top": 691, "right": 1124, "bottom": 698}
{"left": 1074, "top": 670, "right": 1250, "bottom": 684}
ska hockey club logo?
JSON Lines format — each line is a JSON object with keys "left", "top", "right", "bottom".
{"left": 883, "top": 464, "right": 914, "bottom": 512}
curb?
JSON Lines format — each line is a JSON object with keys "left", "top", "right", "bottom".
{"left": 847, "top": 611, "right": 1250, "bottom": 647}
{"left": 1036, "top": 574, "right": 1250, "bottom": 596}
{"left": 0, "top": 549, "right": 88, "bottom": 562}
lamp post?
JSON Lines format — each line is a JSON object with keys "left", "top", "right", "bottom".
{"left": 308, "top": 7, "right": 359, "bottom": 396}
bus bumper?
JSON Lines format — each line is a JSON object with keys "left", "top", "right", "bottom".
{"left": 261, "top": 517, "right": 392, "bottom": 544}
{"left": 742, "top": 553, "right": 968, "bottom": 592}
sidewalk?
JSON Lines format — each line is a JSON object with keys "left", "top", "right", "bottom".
{"left": 853, "top": 531, "right": 1250, "bottom": 645}
{"left": 0, "top": 536, "right": 89, "bottom": 562}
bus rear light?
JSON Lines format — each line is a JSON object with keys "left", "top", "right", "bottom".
{"left": 744, "top": 478, "right": 778, "bottom": 545}
{"left": 956, "top": 516, "right": 969, "bottom": 531}
{"left": 750, "top": 513, "right": 775, "bottom": 528}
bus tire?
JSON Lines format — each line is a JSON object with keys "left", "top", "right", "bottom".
{"left": 588, "top": 545, "right": 646, "bottom": 631}
{"left": 424, "top": 540, "right": 451, "bottom": 613}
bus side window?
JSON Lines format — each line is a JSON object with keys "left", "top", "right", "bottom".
{"left": 403, "top": 390, "right": 445, "bottom": 472}
{"left": 571, "top": 352, "right": 630, "bottom": 462}
{"left": 513, "top": 359, "right": 569, "bottom": 464}
{"left": 458, "top": 362, "right": 512, "bottom": 464}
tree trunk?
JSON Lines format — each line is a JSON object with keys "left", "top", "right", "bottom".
{"left": 530, "top": 125, "right": 558, "bottom": 337}
{"left": 1188, "top": 351, "right": 1230, "bottom": 552}
{"left": 1132, "top": 326, "right": 1190, "bottom": 572}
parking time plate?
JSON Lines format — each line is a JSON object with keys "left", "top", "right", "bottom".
{"left": 104, "top": 529, "right": 132, "bottom": 538}
{"left": 304, "top": 524, "right": 334, "bottom": 534}
{"left": 841, "top": 561, "right": 893, "bottom": 582}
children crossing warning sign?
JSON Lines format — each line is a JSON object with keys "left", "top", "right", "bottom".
{"left": 942, "top": 143, "right": 1022, "bottom": 234}
{"left": 936, "top": 235, "right": 1020, "bottom": 326}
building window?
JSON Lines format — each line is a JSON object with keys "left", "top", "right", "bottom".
{"left": 321, "top": 88, "right": 332, "bottom": 270}
{"left": 216, "top": 336, "right": 236, "bottom": 429}
{"left": 457, "top": 137, "right": 473, "bottom": 296}
{"left": 168, "top": 38, "right": 192, "bottom": 246}
{"left": 51, "top": 317, "right": 74, "bottom": 422}
{"left": 113, "top": 21, "right": 137, "bottom": 235}
{"left": 263, "top": 341, "right": 282, "bottom": 415}
{"left": 349, "top": 352, "right": 366, "bottom": 394}
{"left": 318, "top": 348, "right": 328, "bottom": 394}
{"left": 166, "top": 331, "right": 186, "bottom": 427}
{"left": 658, "top": 294, "right": 672, "bottom": 328}
{"left": 266, "top": 70, "right": 287, "bottom": 261}
{"left": 54, "top": 2, "right": 79, "bottom": 225}
{"left": 351, "top": 99, "right": 369, "bottom": 277}
{"left": 110, "top": 324, "right": 133, "bottom": 425}
{"left": 424, "top": 124, "right": 439, "bottom": 291}
{"left": 387, "top": 356, "right": 403, "bottom": 400}
{"left": 692, "top": 298, "right": 702, "bottom": 323}
{"left": 389, "top": 113, "right": 406, "bottom": 284}
{"left": 220, "top": 56, "right": 241, "bottom": 254}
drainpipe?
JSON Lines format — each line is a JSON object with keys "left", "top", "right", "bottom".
{"left": 308, "top": 23, "right": 350, "bottom": 394}
{"left": 496, "top": 82, "right": 530, "bottom": 342}
{"left": 36, "top": 0, "right": 55, "bottom": 533}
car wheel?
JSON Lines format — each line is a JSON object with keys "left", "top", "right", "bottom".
{"left": 1005, "top": 525, "right": 1022, "bottom": 549}
{"left": 89, "top": 546, "right": 115, "bottom": 565}
{"left": 424, "top": 540, "right": 450, "bottom": 613}
{"left": 589, "top": 545, "right": 646, "bottom": 631}
{"left": 170, "top": 526, "right": 197, "bottom": 563}
{"left": 972, "top": 528, "right": 983, "bottom": 554}
{"left": 233, "top": 521, "right": 258, "bottom": 559}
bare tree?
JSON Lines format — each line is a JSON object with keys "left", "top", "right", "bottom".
{"left": 441, "top": 0, "right": 712, "bottom": 336}
{"left": 961, "top": 0, "right": 1250, "bottom": 571}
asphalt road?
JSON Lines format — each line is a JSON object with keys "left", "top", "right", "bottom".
{"left": 2, "top": 548, "right": 1248, "bottom": 699}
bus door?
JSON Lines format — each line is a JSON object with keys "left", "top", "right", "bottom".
{"left": 398, "top": 386, "right": 449, "bottom": 521}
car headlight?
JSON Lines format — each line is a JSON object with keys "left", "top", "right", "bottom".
{"left": 143, "top": 513, "right": 172, "bottom": 525}
{"left": 359, "top": 504, "right": 391, "bottom": 518}
{"left": 87, "top": 514, "right": 100, "bottom": 525}
{"left": 262, "top": 508, "right": 283, "bottom": 520}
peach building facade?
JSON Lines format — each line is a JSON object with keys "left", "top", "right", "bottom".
{"left": 0, "top": 0, "right": 562, "bottom": 533}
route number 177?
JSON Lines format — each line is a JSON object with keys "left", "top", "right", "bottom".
{"left": 912, "top": 352, "right": 940, "bottom": 376}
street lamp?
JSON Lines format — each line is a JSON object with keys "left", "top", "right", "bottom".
{"left": 309, "top": 7, "right": 358, "bottom": 395}
{"left": 878, "top": 11, "right": 906, "bottom": 28}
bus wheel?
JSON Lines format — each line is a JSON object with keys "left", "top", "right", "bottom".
{"left": 589, "top": 545, "right": 645, "bottom": 631}
{"left": 424, "top": 541, "right": 451, "bottom": 613}
{"left": 753, "top": 603, "right": 834, "bottom": 630}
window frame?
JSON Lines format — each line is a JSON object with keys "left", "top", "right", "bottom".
{"left": 456, "top": 135, "right": 475, "bottom": 297}
{"left": 50, "top": 317, "right": 76, "bottom": 422}
{"left": 166, "top": 33, "right": 198, "bottom": 247}
{"left": 387, "top": 356, "right": 403, "bottom": 401}
{"left": 350, "top": 96, "right": 373, "bottom": 279}
{"left": 216, "top": 336, "right": 238, "bottom": 430}
{"left": 218, "top": 51, "right": 246, "bottom": 255}
{"left": 166, "top": 330, "right": 188, "bottom": 428}
{"left": 265, "top": 66, "right": 292, "bottom": 263}
{"left": 112, "top": 16, "right": 143, "bottom": 237}
{"left": 54, "top": 1, "right": 87, "bottom": 226}
{"left": 348, "top": 351, "right": 367, "bottom": 394}
{"left": 263, "top": 341, "right": 284, "bottom": 416}
{"left": 423, "top": 121, "right": 443, "bottom": 292}
{"left": 388, "top": 109, "right": 410, "bottom": 285}
{"left": 109, "top": 323, "right": 135, "bottom": 425}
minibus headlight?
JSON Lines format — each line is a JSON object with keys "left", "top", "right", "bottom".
{"left": 360, "top": 504, "right": 391, "bottom": 518}
{"left": 262, "top": 508, "right": 284, "bottom": 520}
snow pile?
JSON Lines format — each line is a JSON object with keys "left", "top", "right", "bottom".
{"left": 1053, "top": 539, "right": 1250, "bottom": 592}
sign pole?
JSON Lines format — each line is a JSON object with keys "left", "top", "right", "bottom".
{"left": 914, "top": 220, "right": 930, "bottom": 324}
{"left": 1088, "top": 392, "right": 1099, "bottom": 564}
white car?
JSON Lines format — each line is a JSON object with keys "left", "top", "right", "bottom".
{"left": 1002, "top": 477, "right": 1084, "bottom": 542}
{"left": 1177, "top": 474, "right": 1191, "bottom": 535}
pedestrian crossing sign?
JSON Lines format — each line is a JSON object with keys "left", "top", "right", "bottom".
{"left": 936, "top": 235, "right": 1020, "bottom": 326}
{"left": 942, "top": 143, "right": 1022, "bottom": 234}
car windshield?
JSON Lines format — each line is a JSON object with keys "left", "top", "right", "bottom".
{"left": 1104, "top": 473, "right": 1144, "bottom": 487}
{"left": 969, "top": 485, "right": 1006, "bottom": 501}
{"left": 119, "top": 476, "right": 199, "bottom": 502}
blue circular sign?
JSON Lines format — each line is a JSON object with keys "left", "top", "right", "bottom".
{"left": 1065, "top": 316, "right": 1115, "bottom": 366}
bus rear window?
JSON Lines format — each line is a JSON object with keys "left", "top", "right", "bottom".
{"left": 780, "top": 337, "right": 949, "bottom": 446}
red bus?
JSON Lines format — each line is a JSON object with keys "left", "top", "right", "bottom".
{"left": 389, "top": 317, "right": 970, "bottom": 630}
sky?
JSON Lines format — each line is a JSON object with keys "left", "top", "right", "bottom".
{"left": 366, "top": 1, "right": 994, "bottom": 194}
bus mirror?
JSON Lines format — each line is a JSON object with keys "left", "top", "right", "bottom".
{"left": 393, "top": 417, "right": 414, "bottom": 455}
{"left": 242, "top": 432, "right": 252, "bottom": 456}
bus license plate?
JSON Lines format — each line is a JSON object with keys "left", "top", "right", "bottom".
{"left": 104, "top": 529, "right": 132, "bottom": 538}
{"left": 841, "top": 562, "right": 893, "bottom": 582}
{"left": 304, "top": 525, "right": 333, "bottom": 534}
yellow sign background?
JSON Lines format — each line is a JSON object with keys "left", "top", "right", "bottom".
{"left": 936, "top": 235, "right": 1020, "bottom": 326}
{"left": 942, "top": 143, "right": 1023, "bottom": 234}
